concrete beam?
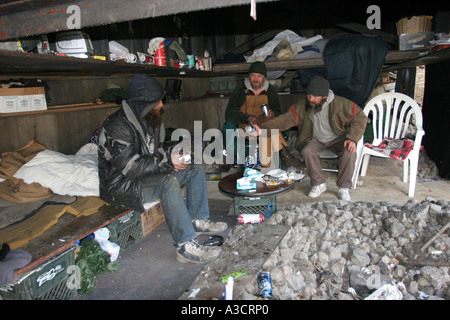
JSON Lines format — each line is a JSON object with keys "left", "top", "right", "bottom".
{"left": 0, "top": 0, "right": 281, "bottom": 40}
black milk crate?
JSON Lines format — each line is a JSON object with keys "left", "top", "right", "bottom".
{"left": 233, "top": 194, "right": 277, "bottom": 217}
{"left": 0, "top": 246, "right": 78, "bottom": 300}
{"left": 107, "top": 210, "right": 143, "bottom": 250}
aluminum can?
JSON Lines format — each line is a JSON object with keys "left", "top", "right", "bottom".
{"left": 238, "top": 213, "right": 264, "bottom": 224}
{"left": 261, "top": 104, "right": 269, "bottom": 117}
{"left": 257, "top": 271, "right": 272, "bottom": 299}
{"left": 245, "top": 125, "right": 256, "bottom": 133}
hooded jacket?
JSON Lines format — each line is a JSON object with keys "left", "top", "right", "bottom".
{"left": 98, "top": 76, "right": 173, "bottom": 211}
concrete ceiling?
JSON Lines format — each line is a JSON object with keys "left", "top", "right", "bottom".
{"left": 0, "top": 0, "right": 448, "bottom": 43}
{"left": 0, "top": 0, "right": 281, "bottom": 40}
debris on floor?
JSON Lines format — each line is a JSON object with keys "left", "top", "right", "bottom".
{"left": 181, "top": 197, "right": 449, "bottom": 300}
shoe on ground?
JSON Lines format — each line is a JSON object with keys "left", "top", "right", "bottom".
{"left": 193, "top": 219, "right": 227, "bottom": 234}
{"left": 176, "top": 238, "right": 222, "bottom": 264}
{"left": 308, "top": 183, "right": 327, "bottom": 198}
{"left": 338, "top": 187, "right": 351, "bottom": 201}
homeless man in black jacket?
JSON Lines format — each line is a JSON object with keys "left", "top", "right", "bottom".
{"left": 98, "top": 73, "right": 227, "bottom": 263}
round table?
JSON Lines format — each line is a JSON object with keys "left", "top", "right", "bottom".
{"left": 218, "top": 172, "right": 297, "bottom": 217}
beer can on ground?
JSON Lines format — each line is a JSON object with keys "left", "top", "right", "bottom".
{"left": 261, "top": 104, "right": 269, "bottom": 117}
{"left": 238, "top": 214, "right": 264, "bottom": 224}
{"left": 257, "top": 271, "right": 273, "bottom": 299}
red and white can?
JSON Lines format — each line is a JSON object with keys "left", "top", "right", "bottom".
{"left": 238, "top": 213, "right": 264, "bottom": 224}
{"left": 138, "top": 52, "right": 154, "bottom": 64}
{"left": 154, "top": 42, "right": 166, "bottom": 66}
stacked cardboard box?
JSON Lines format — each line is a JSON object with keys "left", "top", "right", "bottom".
{"left": 0, "top": 87, "right": 47, "bottom": 113}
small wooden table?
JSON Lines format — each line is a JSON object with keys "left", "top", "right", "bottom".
{"left": 218, "top": 172, "right": 296, "bottom": 217}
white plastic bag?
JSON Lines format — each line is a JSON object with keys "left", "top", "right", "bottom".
{"left": 365, "top": 284, "right": 403, "bottom": 300}
{"left": 94, "top": 228, "right": 120, "bottom": 262}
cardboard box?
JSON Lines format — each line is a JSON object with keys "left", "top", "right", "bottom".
{"left": 141, "top": 201, "right": 165, "bottom": 237}
{"left": 396, "top": 16, "right": 432, "bottom": 35}
{"left": 0, "top": 87, "right": 47, "bottom": 113}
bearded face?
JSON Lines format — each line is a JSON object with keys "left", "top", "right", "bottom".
{"left": 306, "top": 95, "right": 327, "bottom": 112}
{"left": 249, "top": 73, "right": 265, "bottom": 91}
{"left": 144, "top": 105, "right": 164, "bottom": 129}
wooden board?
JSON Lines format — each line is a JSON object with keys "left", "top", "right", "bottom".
{"left": 16, "top": 204, "right": 130, "bottom": 275}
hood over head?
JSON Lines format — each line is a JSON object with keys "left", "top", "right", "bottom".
{"left": 126, "top": 73, "right": 165, "bottom": 119}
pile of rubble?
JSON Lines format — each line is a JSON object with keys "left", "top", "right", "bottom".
{"left": 417, "top": 149, "right": 441, "bottom": 179}
{"left": 186, "top": 198, "right": 449, "bottom": 300}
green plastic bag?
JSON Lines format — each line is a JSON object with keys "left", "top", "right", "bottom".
{"left": 75, "top": 238, "right": 120, "bottom": 294}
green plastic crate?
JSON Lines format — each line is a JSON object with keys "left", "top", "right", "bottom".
{"left": 107, "top": 210, "right": 143, "bottom": 250}
{"left": 0, "top": 246, "right": 78, "bottom": 300}
{"left": 233, "top": 195, "right": 277, "bottom": 217}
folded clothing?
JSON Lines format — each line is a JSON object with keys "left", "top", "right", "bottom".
{"left": 0, "top": 248, "right": 32, "bottom": 286}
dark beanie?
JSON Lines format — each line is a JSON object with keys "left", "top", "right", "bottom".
{"left": 127, "top": 73, "right": 165, "bottom": 118}
{"left": 306, "top": 76, "right": 330, "bottom": 96}
{"left": 248, "top": 61, "right": 267, "bottom": 77}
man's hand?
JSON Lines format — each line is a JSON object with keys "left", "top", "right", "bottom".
{"left": 171, "top": 154, "right": 189, "bottom": 171}
{"left": 344, "top": 140, "right": 356, "bottom": 153}
{"left": 267, "top": 109, "right": 275, "bottom": 118}
{"left": 247, "top": 124, "right": 262, "bottom": 137}
{"left": 248, "top": 115, "right": 260, "bottom": 126}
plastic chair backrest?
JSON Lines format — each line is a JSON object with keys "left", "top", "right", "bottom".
{"left": 364, "top": 93, "right": 423, "bottom": 146}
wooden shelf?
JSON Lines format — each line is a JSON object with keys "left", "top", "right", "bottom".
{"left": 0, "top": 49, "right": 230, "bottom": 78}
{"left": 1, "top": 47, "right": 450, "bottom": 80}
{"left": 213, "top": 48, "right": 450, "bottom": 73}
{"left": 0, "top": 102, "right": 120, "bottom": 118}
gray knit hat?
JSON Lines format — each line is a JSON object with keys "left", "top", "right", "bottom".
{"left": 306, "top": 76, "right": 329, "bottom": 97}
{"left": 248, "top": 61, "right": 267, "bottom": 77}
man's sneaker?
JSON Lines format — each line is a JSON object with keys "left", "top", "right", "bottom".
{"left": 308, "top": 183, "right": 327, "bottom": 198}
{"left": 193, "top": 219, "right": 228, "bottom": 234}
{"left": 176, "top": 238, "right": 222, "bottom": 264}
{"left": 338, "top": 187, "right": 351, "bottom": 201}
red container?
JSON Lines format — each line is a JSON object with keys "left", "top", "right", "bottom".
{"left": 154, "top": 42, "right": 166, "bottom": 66}
{"left": 238, "top": 213, "right": 264, "bottom": 224}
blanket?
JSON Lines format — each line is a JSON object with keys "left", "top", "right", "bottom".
{"left": 0, "top": 196, "right": 107, "bottom": 250}
{"left": 0, "top": 194, "right": 76, "bottom": 230}
{"left": 364, "top": 137, "right": 423, "bottom": 161}
{"left": 13, "top": 143, "right": 99, "bottom": 197}
{"left": 0, "top": 140, "right": 53, "bottom": 203}
{"left": 245, "top": 30, "right": 323, "bottom": 63}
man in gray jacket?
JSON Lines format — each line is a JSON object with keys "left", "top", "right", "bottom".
{"left": 251, "top": 76, "right": 367, "bottom": 201}
{"left": 98, "top": 73, "right": 227, "bottom": 263}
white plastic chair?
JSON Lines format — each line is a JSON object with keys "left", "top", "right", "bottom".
{"left": 352, "top": 92, "right": 425, "bottom": 197}
{"left": 320, "top": 149, "right": 339, "bottom": 172}
{"left": 320, "top": 139, "right": 363, "bottom": 187}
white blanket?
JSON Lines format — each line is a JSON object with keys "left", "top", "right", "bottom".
{"left": 245, "top": 30, "right": 323, "bottom": 63}
{"left": 13, "top": 143, "right": 99, "bottom": 197}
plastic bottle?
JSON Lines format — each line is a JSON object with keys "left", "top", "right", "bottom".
{"left": 108, "top": 41, "right": 129, "bottom": 56}
{"left": 222, "top": 276, "right": 234, "bottom": 300}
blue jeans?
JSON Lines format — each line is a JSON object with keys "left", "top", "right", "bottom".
{"left": 141, "top": 164, "right": 209, "bottom": 245}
